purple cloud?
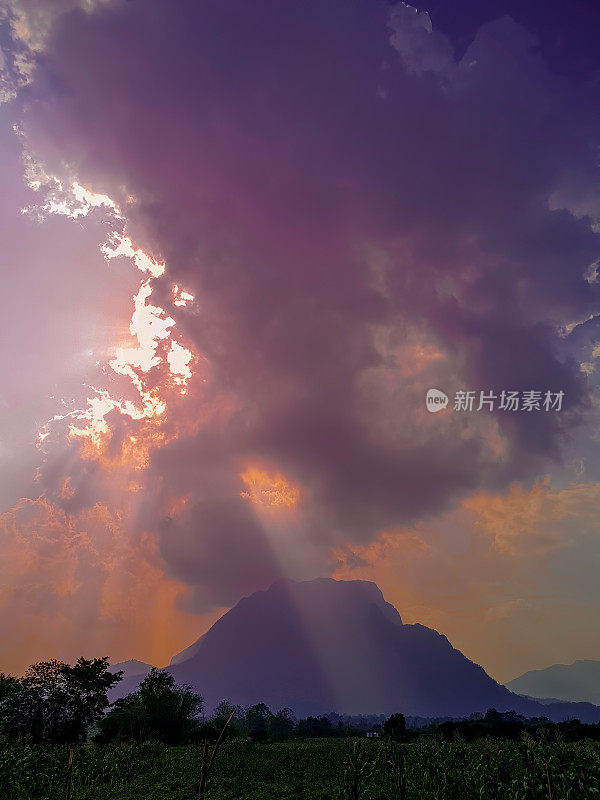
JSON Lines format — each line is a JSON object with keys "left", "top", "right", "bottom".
{"left": 14, "top": 0, "right": 600, "bottom": 611}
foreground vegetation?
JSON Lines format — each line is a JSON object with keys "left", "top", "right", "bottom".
{"left": 3, "top": 657, "right": 600, "bottom": 798}
{"left": 1, "top": 735, "right": 600, "bottom": 800}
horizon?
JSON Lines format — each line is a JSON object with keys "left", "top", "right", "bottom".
{"left": 0, "top": 0, "right": 599, "bottom": 696}
{"left": 7, "top": 575, "right": 595, "bottom": 699}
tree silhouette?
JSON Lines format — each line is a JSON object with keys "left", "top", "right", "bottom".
{"left": 97, "top": 667, "right": 203, "bottom": 744}
{"left": 0, "top": 657, "right": 122, "bottom": 743}
{"left": 383, "top": 712, "right": 407, "bottom": 742}
{"left": 245, "top": 703, "right": 272, "bottom": 742}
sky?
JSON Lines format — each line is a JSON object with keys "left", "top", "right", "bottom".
{"left": 0, "top": 0, "right": 598, "bottom": 684}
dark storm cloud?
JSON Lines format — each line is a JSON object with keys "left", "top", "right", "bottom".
{"left": 19, "top": 0, "right": 600, "bottom": 609}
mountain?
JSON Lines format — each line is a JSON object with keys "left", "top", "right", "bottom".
{"left": 107, "top": 659, "right": 153, "bottom": 701}
{"left": 506, "top": 660, "right": 600, "bottom": 705}
{"left": 165, "top": 578, "right": 600, "bottom": 721}
{"left": 109, "top": 659, "right": 153, "bottom": 680}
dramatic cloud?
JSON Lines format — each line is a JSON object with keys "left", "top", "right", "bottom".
{"left": 0, "top": 0, "right": 598, "bottom": 673}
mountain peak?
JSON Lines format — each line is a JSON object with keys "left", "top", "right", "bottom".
{"left": 262, "top": 576, "right": 403, "bottom": 626}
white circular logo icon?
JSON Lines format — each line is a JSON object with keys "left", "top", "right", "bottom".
{"left": 426, "top": 388, "right": 449, "bottom": 413}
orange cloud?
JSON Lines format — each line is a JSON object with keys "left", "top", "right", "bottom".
{"left": 0, "top": 497, "right": 203, "bottom": 674}
{"left": 332, "top": 528, "right": 430, "bottom": 571}
{"left": 464, "top": 479, "right": 600, "bottom": 555}
{"left": 240, "top": 465, "right": 300, "bottom": 510}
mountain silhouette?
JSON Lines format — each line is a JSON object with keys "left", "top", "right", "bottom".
{"left": 106, "top": 659, "right": 154, "bottom": 702}
{"left": 162, "top": 578, "right": 600, "bottom": 721}
{"left": 109, "top": 659, "right": 153, "bottom": 681}
{"left": 506, "top": 660, "right": 600, "bottom": 705}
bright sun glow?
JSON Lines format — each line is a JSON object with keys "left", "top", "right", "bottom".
{"left": 32, "top": 174, "right": 196, "bottom": 466}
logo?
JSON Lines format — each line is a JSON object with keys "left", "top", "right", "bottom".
{"left": 425, "top": 389, "right": 565, "bottom": 413}
{"left": 426, "top": 388, "right": 449, "bottom": 413}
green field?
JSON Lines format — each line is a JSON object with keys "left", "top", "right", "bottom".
{"left": 1, "top": 736, "right": 600, "bottom": 800}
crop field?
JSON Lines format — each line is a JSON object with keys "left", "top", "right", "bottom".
{"left": 1, "top": 736, "right": 600, "bottom": 800}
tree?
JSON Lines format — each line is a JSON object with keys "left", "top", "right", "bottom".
{"left": 0, "top": 673, "right": 23, "bottom": 738}
{"left": 97, "top": 691, "right": 152, "bottom": 742}
{"left": 383, "top": 712, "right": 406, "bottom": 742}
{"left": 0, "top": 673, "right": 19, "bottom": 711}
{"left": 62, "top": 657, "right": 124, "bottom": 740}
{"left": 0, "top": 657, "right": 122, "bottom": 743}
{"left": 20, "top": 660, "right": 69, "bottom": 743}
{"left": 211, "top": 700, "right": 243, "bottom": 738}
{"left": 269, "top": 708, "right": 295, "bottom": 740}
{"left": 245, "top": 703, "right": 272, "bottom": 742}
{"left": 295, "top": 715, "right": 333, "bottom": 738}
{"left": 97, "top": 668, "right": 203, "bottom": 744}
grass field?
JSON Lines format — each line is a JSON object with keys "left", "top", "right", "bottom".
{"left": 1, "top": 736, "right": 600, "bottom": 799}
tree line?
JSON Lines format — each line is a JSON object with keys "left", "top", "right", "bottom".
{"left": 0, "top": 657, "right": 409, "bottom": 746}
{"left": 0, "top": 658, "right": 208, "bottom": 745}
{"left": 2, "top": 657, "right": 599, "bottom": 747}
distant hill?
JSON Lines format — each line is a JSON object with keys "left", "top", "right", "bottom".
{"left": 109, "top": 659, "right": 153, "bottom": 679}
{"left": 506, "top": 660, "right": 600, "bottom": 705}
{"left": 108, "top": 659, "right": 153, "bottom": 701}
{"left": 161, "top": 578, "right": 600, "bottom": 722}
